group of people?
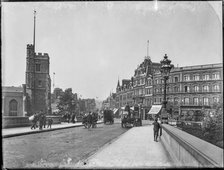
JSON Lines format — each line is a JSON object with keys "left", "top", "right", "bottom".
{"left": 152, "top": 117, "right": 162, "bottom": 142}
{"left": 82, "top": 112, "right": 98, "bottom": 129}
{"left": 30, "top": 110, "right": 53, "bottom": 130}
{"left": 62, "top": 112, "right": 77, "bottom": 123}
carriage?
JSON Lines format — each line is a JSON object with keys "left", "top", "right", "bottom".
{"left": 103, "top": 109, "right": 114, "bottom": 124}
{"left": 121, "top": 105, "right": 142, "bottom": 128}
{"left": 82, "top": 112, "right": 98, "bottom": 128}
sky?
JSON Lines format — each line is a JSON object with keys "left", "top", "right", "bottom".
{"left": 2, "top": 1, "right": 222, "bottom": 101}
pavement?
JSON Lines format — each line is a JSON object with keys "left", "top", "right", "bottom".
{"left": 2, "top": 120, "right": 104, "bottom": 138}
{"left": 72, "top": 124, "right": 174, "bottom": 168}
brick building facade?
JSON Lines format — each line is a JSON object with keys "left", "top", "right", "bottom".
{"left": 115, "top": 56, "right": 223, "bottom": 120}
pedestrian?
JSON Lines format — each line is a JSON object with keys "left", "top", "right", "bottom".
{"left": 158, "top": 118, "right": 162, "bottom": 140}
{"left": 67, "top": 112, "right": 71, "bottom": 123}
{"left": 71, "top": 113, "right": 75, "bottom": 123}
{"left": 39, "top": 110, "right": 44, "bottom": 130}
{"left": 87, "top": 112, "right": 92, "bottom": 129}
{"left": 47, "top": 118, "right": 53, "bottom": 128}
{"left": 31, "top": 113, "right": 38, "bottom": 130}
{"left": 152, "top": 118, "right": 161, "bottom": 142}
{"left": 43, "top": 114, "right": 47, "bottom": 128}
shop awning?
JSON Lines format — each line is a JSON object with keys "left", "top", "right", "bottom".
{"left": 121, "top": 106, "right": 125, "bottom": 110}
{"left": 122, "top": 111, "right": 129, "bottom": 115}
{"left": 147, "top": 105, "right": 162, "bottom": 114}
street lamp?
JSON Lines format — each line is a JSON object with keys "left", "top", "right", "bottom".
{"left": 160, "top": 54, "right": 173, "bottom": 122}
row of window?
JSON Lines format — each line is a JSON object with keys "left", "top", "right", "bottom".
{"left": 133, "top": 78, "right": 145, "bottom": 86}
{"left": 154, "top": 84, "right": 220, "bottom": 93}
{"left": 154, "top": 72, "right": 220, "bottom": 84}
{"left": 9, "top": 99, "right": 18, "bottom": 116}
{"left": 118, "top": 84, "right": 220, "bottom": 101}
{"left": 154, "top": 97, "right": 220, "bottom": 105}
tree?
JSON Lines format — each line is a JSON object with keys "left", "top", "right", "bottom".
{"left": 202, "top": 102, "right": 223, "bottom": 148}
{"left": 57, "top": 88, "right": 77, "bottom": 115}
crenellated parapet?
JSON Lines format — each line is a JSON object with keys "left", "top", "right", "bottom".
{"left": 35, "top": 52, "right": 49, "bottom": 58}
{"left": 27, "top": 44, "right": 34, "bottom": 48}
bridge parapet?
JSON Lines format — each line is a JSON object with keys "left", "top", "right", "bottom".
{"left": 161, "top": 124, "right": 223, "bottom": 167}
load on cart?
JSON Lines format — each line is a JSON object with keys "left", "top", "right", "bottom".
{"left": 121, "top": 104, "right": 142, "bottom": 128}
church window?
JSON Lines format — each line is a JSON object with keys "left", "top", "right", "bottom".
{"left": 38, "top": 80, "right": 42, "bottom": 87}
{"left": 36, "top": 64, "right": 41, "bottom": 72}
{"left": 9, "top": 99, "right": 18, "bottom": 116}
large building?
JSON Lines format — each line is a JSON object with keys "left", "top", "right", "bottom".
{"left": 115, "top": 56, "right": 223, "bottom": 120}
{"left": 153, "top": 63, "right": 223, "bottom": 120}
{"left": 116, "top": 56, "right": 161, "bottom": 119}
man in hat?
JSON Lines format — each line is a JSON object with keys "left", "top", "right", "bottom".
{"left": 152, "top": 118, "right": 161, "bottom": 142}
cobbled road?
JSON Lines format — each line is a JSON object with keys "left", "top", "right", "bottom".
{"left": 3, "top": 122, "right": 128, "bottom": 168}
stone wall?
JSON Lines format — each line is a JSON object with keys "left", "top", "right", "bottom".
{"left": 161, "top": 124, "right": 223, "bottom": 167}
{"left": 3, "top": 116, "right": 61, "bottom": 128}
{"left": 3, "top": 116, "right": 32, "bottom": 128}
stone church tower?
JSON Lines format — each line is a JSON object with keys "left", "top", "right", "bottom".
{"left": 25, "top": 11, "right": 51, "bottom": 114}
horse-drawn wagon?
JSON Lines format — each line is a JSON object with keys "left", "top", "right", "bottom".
{"left": 121, "top": 105, "right": 142, "bottom": 128}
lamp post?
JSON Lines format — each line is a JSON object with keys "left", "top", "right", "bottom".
{"left": 160, "top": 54, "right": 173, "bottom": 122}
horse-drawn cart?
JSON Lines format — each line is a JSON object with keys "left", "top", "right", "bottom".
{"left": 121, "top": 105, "right": 142, "bottom": 128}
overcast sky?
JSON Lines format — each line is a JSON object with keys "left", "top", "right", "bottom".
{"left": 2, "top": 1, "right": 222, "bottom": 100}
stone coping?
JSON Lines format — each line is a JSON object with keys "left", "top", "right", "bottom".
{"left": 162, "top": 124, "right": 223, "bottom": 167}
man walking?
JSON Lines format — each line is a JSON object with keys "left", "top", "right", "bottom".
{"left": 31, "top": 113, "right": 38, "bottom": 129}
{"left": 47, "top": 118, "right": 53, "bottom": 128}
{"left": 39, "top": 110, "right": 44, "bottom": 130}
{"left": 152, "top": 118, "right": 161, "bottom": 142}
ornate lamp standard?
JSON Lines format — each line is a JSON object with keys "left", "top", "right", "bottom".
{"left": 160, "top": 54, "right": 173, "bottom": 123}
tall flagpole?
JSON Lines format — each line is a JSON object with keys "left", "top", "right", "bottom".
{"left": 33, "top": 10, "right": 36, "bottom": 111}
{"left": 147, "top": 40, "right": 149, "bottom": 57}
{"left": 33, "top": 10, "right": 36, "bottom": 53}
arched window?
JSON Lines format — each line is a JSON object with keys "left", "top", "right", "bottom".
{"left": 9, "top": 99, "right": 18, "bottom": 116}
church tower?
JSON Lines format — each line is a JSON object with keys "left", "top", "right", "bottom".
{"left": 25, "top": 11, "right": 51, "bottom": 114}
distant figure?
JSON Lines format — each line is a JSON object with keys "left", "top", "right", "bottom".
{"left": 31, "top": 113, "right": 38, "bottom": 130}
{"left": 67, "top": 113, "right": 71, "bottom": 123}
{"left": 87, "top": 112, "right": 92, "bottom": 129}
{"left": 43, "top": 114, "right": 47, "bottom": 128}
{"left": 158, "top": 118, "right": 163, "bottom": 139}
{"left": 152, "top": 118, "right": 161, "bottom": 142}
{"left": 39, "top": 110, "right": 45, "bottom": 130}
{"left": 71, "top": 113, "right": 76, "bottom": 123}
{"left": 47, "top": 118, "right": 53, "bottom": 128}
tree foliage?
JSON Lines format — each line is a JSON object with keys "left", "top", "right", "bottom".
{"left": 57, "top": 88, "right": 77, "bottom": 114}
{"left": 202, "top": 102, "right": 223, "bottom": 148}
